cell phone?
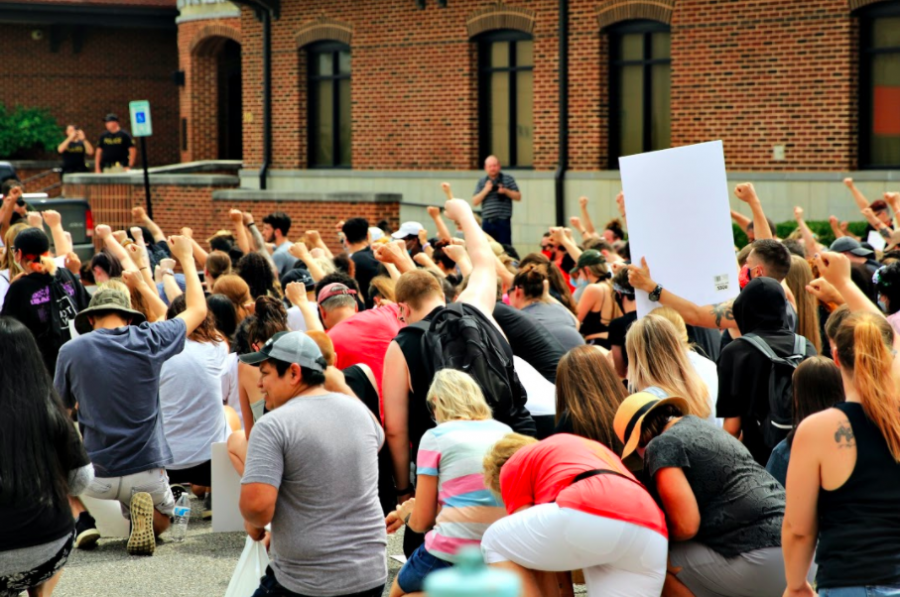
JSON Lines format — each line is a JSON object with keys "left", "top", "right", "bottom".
{"left": 16, "top": 198, "right": 24, "bottom": 207}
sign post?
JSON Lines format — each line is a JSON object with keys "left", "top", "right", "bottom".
{"left": 129, "top": 100, "right": 154, "bottom": 219}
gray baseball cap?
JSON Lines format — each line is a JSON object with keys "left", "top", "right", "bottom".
{"left": 238, "top": 330, "right": 326, "bottom": 371}
{"left": 830, "top": 236, "right": 874, "bottom": 257}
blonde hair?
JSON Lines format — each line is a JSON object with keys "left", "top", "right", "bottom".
{"left": 314, "top": 257, "right": 336, "bottom": 277}
{"left": 626, "top": 315, "right": 711, "bottom": 420}
{"left": 482, "top": 433, "right": 538, "bottom": 496}
{"left": 3, "top": 223, "right": 29, "bottom": 274}
{"left": 785, "top": 255, "right": 822, "bottom": 354}
{"left": 834, "top": 312, "right": 900, "bottom": 461}
{"left": 649, "top": 306, "right": 689, "bottom": 344}
{"left": 426, "top": 369, "right": 493, "bottom": 423}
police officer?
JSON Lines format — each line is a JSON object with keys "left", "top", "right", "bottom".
{"left": 58, "top": 125, "right": 94, "bottom": 174}
{"left": 94, "top": 114, "right": 135, "bottom": 173}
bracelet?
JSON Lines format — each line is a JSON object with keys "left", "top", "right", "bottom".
{"left": 162, "top": 268, "right": 175, "bottom": 277}
{"left": 140, "top": 266, "right": 150, "bottom": 271}
{"left": 395, "top": 486, "right": 413, "bottom": 496}
{"left": 423, "top": 242, "right": 432, "bottom": 250}
{"left": 248, "top": 222, "right": 256, "bottom": 228}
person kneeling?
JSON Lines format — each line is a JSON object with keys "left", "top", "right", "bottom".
{"left": 385, "top": 369, "right": 512, "bottom": 596}
{"left": 614, "top": 391, "right": 788, "bottom": 597}
{"left": 480, "top": 433, "right": 668, "bottom": 597}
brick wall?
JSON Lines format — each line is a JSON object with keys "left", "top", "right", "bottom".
{"left": 1, "top": 26, "right": 180, "bottom": 166}
{"left": 230, "top": 0, "right": 874, "bottom": 173}
{"left": 64, "top": 180, "right": 398, "bottom": 255}
{"left": 177, "top": 18, "right": 243, "bottom": 163}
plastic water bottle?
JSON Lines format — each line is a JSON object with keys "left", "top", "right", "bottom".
{"left": 170, "top": 493, "right": 191, "bottom": 542}
{"left": 424, "top": 547, "right": 520, "bottom": 597}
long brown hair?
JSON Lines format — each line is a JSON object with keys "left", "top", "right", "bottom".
{"left": 519, "top": 253, "right": 577, "bottom": 314}
{"left": 785, "top": 255, "right": 822, "bottom": 353}
{"left": 834, "top": 312, "right": 900, "bottom": 461}
{"left": 511, "top": 263, "right": 548, "bottom": 300}
{"left": 166, "top": 294, "right": 225, "bottom": 344}
{"left": 556, "top": 345, "right": 627, "bottom": 450}
{"left": 248, "top": 296, "right": 288, "bottom": 345}
{"left": 213, "top": 274, "right": 253, "bottom": 322}
{"left": 626, "top": 315, "right": 711, "bottom": 420}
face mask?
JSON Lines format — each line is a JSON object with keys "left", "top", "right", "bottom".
{"left": 739, "top": 265, "right": 751, "bottom": 290}
{"left": 879, "top": 294, "right": 889, "bottom": 313}
{"left": 575, "top": 276, "right": 589, "bottom": 289}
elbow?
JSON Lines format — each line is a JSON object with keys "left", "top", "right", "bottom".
{"left": 239, "top": 497, "right": 274, "bottom": 527}
{"left": 669, "top": 517, "right": 700, "bottom": 542}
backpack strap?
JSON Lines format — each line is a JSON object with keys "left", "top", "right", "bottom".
{"left": 737, "top": 333, "right": 793, "bottom": 367}
{"left": 792, "top": 334, "right": 807, "bottom": 358}
{"left": 570, "top": 468, "right": 643, "bottom": 488}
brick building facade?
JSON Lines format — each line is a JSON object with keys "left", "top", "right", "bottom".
{"left": 172, "top": 0, "right": 897, "bottom": 246}
{"left": 0, "top": 0, "right": 181, "bottom": 166}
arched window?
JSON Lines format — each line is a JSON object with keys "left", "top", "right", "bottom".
{"left": 478, "top": 30, "right": 534, "bottom": 168}
{"left": 608, "top": 20, "right": 671, "bottom": 166}
{"left": 860, "top": 2, "right": 900, "bottom": 168}
{"left": 307, "top": 41, "right": 351, "bottom": 168}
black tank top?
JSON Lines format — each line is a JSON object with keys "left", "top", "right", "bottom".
{"left": 580, "top": 309, "right": 610, "bottom": 338}
{"left": 816, "top": 402, "right": 900, "bottom": 588}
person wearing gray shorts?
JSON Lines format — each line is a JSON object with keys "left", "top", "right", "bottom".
{"left": 615, "top": 392, "right": 790, "bottom": 597}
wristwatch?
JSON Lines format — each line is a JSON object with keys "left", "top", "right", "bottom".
{"left": 649, "top": 284, "right": 663, "bottom": 302}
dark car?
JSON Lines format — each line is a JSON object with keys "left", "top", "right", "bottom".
{"left": 22, "top": 194, "right": 95, "bottom": 262}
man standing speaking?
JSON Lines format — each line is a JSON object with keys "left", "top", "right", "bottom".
{"left": 472, "top": 155, "right": 520, "bottom": 246}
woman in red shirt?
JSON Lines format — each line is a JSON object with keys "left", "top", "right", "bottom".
{"left": 481, "top": 433, "right": 668, "bottom": 597}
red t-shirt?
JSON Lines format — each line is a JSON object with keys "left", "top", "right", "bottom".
{"left": 327, "top": 303, "right": 404, "bottom": 394}
{"left": 499, "top": 434, "right": 668, "bottom": 538}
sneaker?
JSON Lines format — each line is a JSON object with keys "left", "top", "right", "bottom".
{"left": 74, "top": 512, "right": 101, "bottom": 550}
{"left": 169, "top": 483, "right": 188, "bottom": 502}
{"left": 201, "top": 494, "right": 212, "bottom": 520}
{"left": 126, "top": 492, "right": 156, "bottom": 556}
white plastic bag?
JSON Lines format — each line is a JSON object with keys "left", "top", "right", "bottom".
{"left": 224, "top": 535, "right": 270, "bottom": 597}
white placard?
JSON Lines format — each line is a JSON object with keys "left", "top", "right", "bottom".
{"left": 867, "top": 230, "right": 887, "bottom": 253}
{"left": 620, "top": 141, "right": 740, "bottom": 318}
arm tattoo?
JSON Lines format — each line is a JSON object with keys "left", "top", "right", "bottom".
{"left": 880, "top": 227, "right": 892, "bottom": 240}
{"left": 835, "top": 420, "right": 856, "bottom": 449}
{"left": 710, "top": 301, "right": 735, "bottom": 328}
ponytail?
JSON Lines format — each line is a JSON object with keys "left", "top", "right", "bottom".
{"left": 835, "top": 313, "right": 900, "bottom": 462}
{"left": 37, "top": 255, "right": 57, "bottom": 276}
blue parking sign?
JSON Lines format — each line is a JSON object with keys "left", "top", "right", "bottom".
{"left": 129, "top": 101, "right": 153, "bottom": 137}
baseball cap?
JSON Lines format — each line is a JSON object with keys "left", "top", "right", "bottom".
{"left": 74, "top": 287, "right": 147, "bottom": 335}
{"left": 280, "top": 267, "right": 315, "bottom": 292}
{"left": 317, "top": 282, "right": 357, "bottom": 304}
{"left": 570, "top": 249, "right": 606, "bottom": 274}
{"left": 104, "top": 113, "right": 119, "bottom": 122}
{"left": 830, "top": 237, "right": 874, "bottom": 257}
{"left": 13, "top": 227, "right": 50, "bottom": 259}
{"left": 391, "top": 221, "right": 424, "bottom": 239}
{"left": 239, "top": 330, "right": 326, "bottom": 371}
{"left": 368, "top": 227, "right": 385, "bottom": 242}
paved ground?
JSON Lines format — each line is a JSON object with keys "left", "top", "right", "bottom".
{"left": 55, "top": 498, "right": 587, "bottom": 596}
{"left": 55, "top": 498, "right": 404, "bottom": 597}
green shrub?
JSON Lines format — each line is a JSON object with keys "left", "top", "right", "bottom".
{"left": 0, "top": 104, "right": 61, "bottom": 158}
{"left": 734, "top": 220, "right": 870, "bottom": 249}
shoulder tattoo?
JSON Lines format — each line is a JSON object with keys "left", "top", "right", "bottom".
{"left": 710, "top": 301, "right": 735, "bottom": 328}
{"left": 834, "top": 419, "right": 856, "bottom": 449}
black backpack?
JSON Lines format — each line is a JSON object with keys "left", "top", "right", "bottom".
{"left": 737, "top": 332, "right": 808, "bottom": 448}
{"left": 418, "top": 303, "right": 534, "bottom": 435}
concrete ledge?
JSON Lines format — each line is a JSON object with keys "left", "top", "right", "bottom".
{"left": 64, "top": 173, "right": 239, "bottom": 186}
{"left": 147, "top": 160, "right": 242, "bottom": 174}
{"left": 213, "top": 190, "right": 401, "bottom": 203}
{"left": 6, "top": 160, "right": 60, "bottom": 169}
{"left": 240, "top": 168, "right": 900, "bottom": 183}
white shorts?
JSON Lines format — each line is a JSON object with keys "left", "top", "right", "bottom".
{"left": 84, "top": 468, "right": 175, "bottom": 520}
{"left": 481, "top": 503, "right": 667, "bottom": 597}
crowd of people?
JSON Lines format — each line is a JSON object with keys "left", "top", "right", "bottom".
{"left": 1, "top": 156, "right": 900, "bottom": 597}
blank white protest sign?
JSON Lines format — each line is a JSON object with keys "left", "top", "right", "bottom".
{"left": 620, "top": 141, "right": 740, "bottom": 318}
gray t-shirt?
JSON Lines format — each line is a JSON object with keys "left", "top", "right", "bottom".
{"left": 54, "top": 318, "right": 186, "bottom": 477}
{"left": 271, "top": 242, "right": 295, "bottom": 278}
{"left": 521, "top": 302, "right": 585, "bottom": 353}
{"left": 243, "top": 391, "right": 387, "bottom": 595}
{"left": 646, "top": 415, "right": 785, "bottom": 558}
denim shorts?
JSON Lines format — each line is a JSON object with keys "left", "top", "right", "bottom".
{"left": 396, "top": 544, "right": 453, "bottom": 593}
{"left": 819, "top": 587, "right": 900, "bottom": 597}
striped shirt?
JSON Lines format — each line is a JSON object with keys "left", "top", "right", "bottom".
{"left": 474, "top": 172, "right": 519, "bottom": 220}
{"left": 417, "top": 419, "right": 512, "bottom": 562}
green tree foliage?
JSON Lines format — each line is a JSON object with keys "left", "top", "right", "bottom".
{"left": 0, "top": 104, "right": 61, "bottom": 158}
